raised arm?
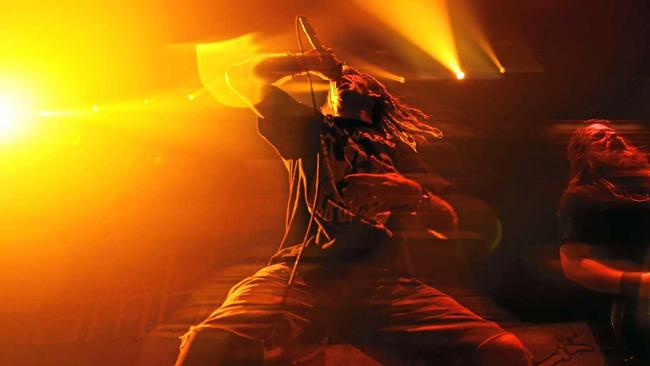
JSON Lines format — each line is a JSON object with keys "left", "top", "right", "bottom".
{"left": 251, "top": 51, "right": 341, "bottom": 85}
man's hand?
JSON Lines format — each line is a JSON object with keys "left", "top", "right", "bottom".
{"left": 296, "top": 48, "right": 342, "bottom": 81}
{"left": 316, "top": 48, "right": 343, "bottom": 81}
{"left": 560, "top": 243, "right": 650, "bottom": 298}
{"left": 342, "top": 172, "right": 423, "bottom": 215}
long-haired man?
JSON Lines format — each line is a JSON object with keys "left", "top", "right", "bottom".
{"left": 559, "top": 119, "right": 650, "bottom": 358}
{"left": 175, "top": 51, "right": 531, "bottom": 366}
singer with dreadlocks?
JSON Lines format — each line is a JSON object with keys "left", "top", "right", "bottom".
{"left": 174, "top": 34, "right": 531, "bottom": 365}
{"left": 558, "top": 120, "right": 650, "bottom": 361}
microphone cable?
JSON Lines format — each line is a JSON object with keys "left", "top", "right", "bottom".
{"left": 286, "top": 15, "right": 322, "bottom": 286}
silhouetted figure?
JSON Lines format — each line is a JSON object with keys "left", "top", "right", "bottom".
{"left": 559, "top": 119, "right": 650, "bottom": 363}
{"left": 175, "top": 50, "right": 532, "bottom": 366}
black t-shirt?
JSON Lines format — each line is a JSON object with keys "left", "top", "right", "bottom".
{"left": 558, "top": 187, "right": 650, "bottom": 266}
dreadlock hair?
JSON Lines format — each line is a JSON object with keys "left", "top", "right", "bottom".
{"left": 323, "top": 66, "right": 442, "bottom": 151}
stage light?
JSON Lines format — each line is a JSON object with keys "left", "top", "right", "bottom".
{"left": 92, "top": 105, "right": 99, "bottom": 113}
{"left": 355, "top": 0, "right": 463, "bottom": 79}
{"left": 40, "top": 111, "right": 50, "bottom": 118}
{"left": 448, "top": 0, "right": 506, "bottom": 78}
{"left": 456, "top": 71, "right": 465, "bottom": 80}
{"left": 187, "top": 94, "right": 195, "bottom": 101}
{"left": 0, "top": 102, "right": 17, "bottom": 138}
{"left": 0, "top": 98, "right": 28, "bottom": 142}
{"left": 0, "top": 85, "right": 43, "bottom": 143}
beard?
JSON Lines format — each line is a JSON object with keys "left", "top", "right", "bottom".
{"left": 590, "top": 145, "right": 650, "bottom": 195}
{"left": 593, "top": 147, "right": 647, "bottom": 169}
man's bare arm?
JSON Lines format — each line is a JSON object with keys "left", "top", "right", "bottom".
{"left": 560, "top": 242, "right": 650, "bottom": 297}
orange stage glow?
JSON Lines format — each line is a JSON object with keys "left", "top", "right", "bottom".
{"left": 281, "top": 80, "right": 331, "bottom": 93}
{"left": 0, "top": 88, "right": 38, "bottom": 144}
{"left": 196, "top": 34, "right": 276, "bottom": 117}
{"left": 196, "top": 35, "right": 336, "bottom": 116}
{"left": 0, "top": 3, "right": 547, "bottom": 365}
{"left": 187, "top": 87, "right": 209, "bottom": 102}
{"left": 0, "top": 101, "right": 18, "bottom": 140}
{"left": 350, "top": 59, "right": 406, "bottom": 83}
{"left": 451, "top": 0, "right": 507, "bottom": 76}
{"left": 0, "top": 4, "right": 273, "bottom": 333}
{"left": 477, "top": 46, "right": 506, "bottom": 75}
{"left": 355, "top": 0, "right": 463, "bottom": 78}
{"left": 488, "top": 54, "right": 506, "bottom": 75}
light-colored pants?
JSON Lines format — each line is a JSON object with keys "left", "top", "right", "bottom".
{"left": 179, "top": 261, "right": 507, "bottom": 365}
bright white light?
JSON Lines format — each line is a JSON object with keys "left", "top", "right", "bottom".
{"left": 0, "top": 84, "right": 41, "bottom": 143}
{"left": 456, "top": 71, "right": 465, "bottom": 80}
{"left": 0, "top": 101, "right": 18, "bottom": 139}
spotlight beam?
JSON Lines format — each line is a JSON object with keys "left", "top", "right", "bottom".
{"left": 355, "top": 0, "right": 464, "bottom": 79}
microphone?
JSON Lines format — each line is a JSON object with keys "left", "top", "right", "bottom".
{"left": 296, "top": 16, "right": 342, "bottom": 82}
{"left": 297, "top": 16, "right": 327, "bottom": 53}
